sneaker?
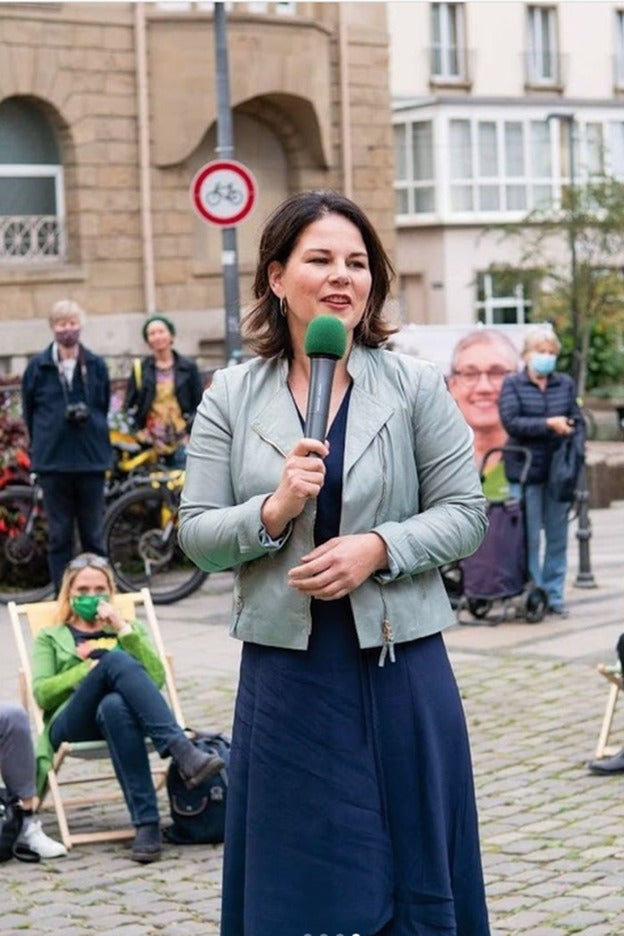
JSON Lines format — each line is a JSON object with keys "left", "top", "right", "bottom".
{"left": 548, "top": 605, "right": 570, "bottom": 618}
{"left": 17, "top": 819, "right": 67, "bottom": 859}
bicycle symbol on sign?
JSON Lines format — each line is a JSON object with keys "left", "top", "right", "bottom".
{"left": 206, "top": 181, "right": 244, "bottom": 208}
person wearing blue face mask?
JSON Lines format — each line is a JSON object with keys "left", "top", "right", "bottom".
{"left": 499, "top": 324, "right": 584, "bottom": 616}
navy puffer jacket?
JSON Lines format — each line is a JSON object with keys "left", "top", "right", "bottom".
{"left": 499, "top": 369, "right": 583, "bottom": 484}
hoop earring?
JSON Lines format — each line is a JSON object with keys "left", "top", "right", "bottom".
{"left": 279, "top": 297, "right": 287, "bottom": 318}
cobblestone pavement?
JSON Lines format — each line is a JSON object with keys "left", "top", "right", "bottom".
{"left": 1, "top": 500, "right": 623, "bottom": 936}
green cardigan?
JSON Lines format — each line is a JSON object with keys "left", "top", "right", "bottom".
{"left": 32, "top": 622, "right": 166, "bottom": 796}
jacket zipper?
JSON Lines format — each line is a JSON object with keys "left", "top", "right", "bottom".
{"left": 375, "top": 439, "right": 395, "bottom": 666}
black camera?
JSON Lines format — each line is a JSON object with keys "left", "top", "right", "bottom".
{"left": 65, "top": 402, "right": 90, "bottom": 425}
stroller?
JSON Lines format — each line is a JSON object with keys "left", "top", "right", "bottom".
{"left": 442, "top": 446, "right": 548, "bottom": 625}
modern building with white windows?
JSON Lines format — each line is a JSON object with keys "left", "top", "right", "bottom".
{"left": 389, "top": 0, "right": 624, "bottom": 327}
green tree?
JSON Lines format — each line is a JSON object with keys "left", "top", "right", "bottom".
{"left": 491, "top": 175, "right": 624, "bottom": 398}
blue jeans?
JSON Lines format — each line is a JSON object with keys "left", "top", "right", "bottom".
{"left": 49, "top": 652, "right": 184, "bottom": 826}
{"left": 38, "top": 471, "right": 107, "bottom": 595}
{"left": 510, "top": 481, "right": 570, "bottom": 610}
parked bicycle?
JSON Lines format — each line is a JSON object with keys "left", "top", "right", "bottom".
{"left": 0, "top": 432, "right": 207, "bottom": 605}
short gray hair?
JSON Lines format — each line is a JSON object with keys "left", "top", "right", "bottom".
{"left": 522, "top": 322, "right": 561, "bottom": 355}
{"left": 49, "top": 299, "right": 86, "bottom": 327}
{"left": 451, "top": 327, "right": 521, "bottom": 371}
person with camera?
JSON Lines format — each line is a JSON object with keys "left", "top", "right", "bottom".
{"left": 21, "top": 299, "right": 112, "bottom": 595}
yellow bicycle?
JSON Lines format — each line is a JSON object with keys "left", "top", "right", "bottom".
{"left": 0, "top": 432, "right": 207, "bottom": 605}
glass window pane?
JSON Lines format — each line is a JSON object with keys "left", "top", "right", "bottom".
{"left": 0, "top": 176, "right": 56, "bottom": 214}
{"left": 504, "top": 122, "right": 524, "bottom": 175}
{"left": 586, "top": 122, "right": 604, "bottom": 175}
{"left": 411, "top": 122, "right": 433, "bottom": 180}
{"left": 395, "top": 188, "right": 409, "bottom": 214}
{"left": 609, "top": 121, "right": 624, "bottom": 175}
{"left": 414, "top": 187, "right": 435, "bottom": 213}
{"left": 506, "top": 184, "right": 527, "bottom": 210}
{"left": 478, "top": 185, "right": 499, "bottom": 210}
{"left": 478, "top": 122, "right": 498, "bottom": 176}
{"left": 530, "top": 120, "right": 552, "bottom": 177}
{"left": 432, "top": 3, "right": 442, "bottom": 45}
{"left": 447, "top": 4, "right": 459, "bottom": 74}
{"left": 532, "top": 183, "right": 553, "bottom": 209}
{"left": 451, "top": 184, "right": 473, "bottom": 211}
{"left": 493, "top": 306, "right": 519, "bottom": 325}
{"left": 450, "top": 120, "right": 472, "bottom": 178}
{"left": 0, "top": 99, "right": 60, "bottom": 165}
{"left": 394, "top": 125, "right": 407, "bottom": 180}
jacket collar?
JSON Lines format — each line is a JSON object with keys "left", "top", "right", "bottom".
{"left": 250, "top": 344, "right": 394, "bottom": 472}
{"left": 44, "top": 623, "right": 81, "bottom": 657}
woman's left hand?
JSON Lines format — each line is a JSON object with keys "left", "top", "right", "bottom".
{"left": 288, "top": 533, "right": 388, "bottom": 600}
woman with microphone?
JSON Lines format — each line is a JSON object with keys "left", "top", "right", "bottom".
{"left": 179, "top": 191, "right": 490, "bottom": 936}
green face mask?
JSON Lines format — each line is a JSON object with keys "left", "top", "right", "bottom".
{"left": 70, "top": 594, "right": 109, "bottom": 622}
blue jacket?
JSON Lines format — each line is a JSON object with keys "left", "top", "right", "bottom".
{"left": 499, "top": 369, "right": 583, "bottom": 483}
{"left": 21, "top": 344, "right": 112, "bottom": 473}
{"left": 179, "top": 345, "right": 488, "bottom": 660}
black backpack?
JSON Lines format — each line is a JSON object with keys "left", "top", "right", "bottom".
{"left": 163, "top": 733, "right": 230, "bottom": 845}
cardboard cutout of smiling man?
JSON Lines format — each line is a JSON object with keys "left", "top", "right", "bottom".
{"left": 448, "top": 328, "right": 521, "bottom": 499}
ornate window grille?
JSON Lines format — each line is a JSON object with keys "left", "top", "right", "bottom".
{"left": 0, "top": 214, "right": 65, "bottom": 261}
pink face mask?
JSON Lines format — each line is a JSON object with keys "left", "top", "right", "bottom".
{"left": 55, "top": 328, "right": 81, "bottom": 348}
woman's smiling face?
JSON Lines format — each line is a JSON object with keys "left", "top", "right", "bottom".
{"left": 267, "top": 212, "right": 372, "bottom": 351}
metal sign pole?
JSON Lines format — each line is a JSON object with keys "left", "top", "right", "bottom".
{"left": 214, "top": 2, "right": 242, "bottom": 366}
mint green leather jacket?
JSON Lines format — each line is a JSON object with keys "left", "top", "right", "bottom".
{"left": 179, "top": 345, "right": 487, "bottom": 662}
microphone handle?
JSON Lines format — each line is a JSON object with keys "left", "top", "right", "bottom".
{"left": 304, "top": 356, "right": 338, "bottom": 442}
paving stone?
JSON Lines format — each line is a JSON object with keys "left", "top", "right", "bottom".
{"left": 1, "top": 502, "right": 624, "bottom": 934}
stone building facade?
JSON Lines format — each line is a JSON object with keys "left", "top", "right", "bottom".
{"left": 0, "top": 1, "right": 395, "bottom": 373}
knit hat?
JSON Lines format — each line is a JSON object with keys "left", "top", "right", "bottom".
{"left": 142, "top": 315, "right": 176, "bottom": 341}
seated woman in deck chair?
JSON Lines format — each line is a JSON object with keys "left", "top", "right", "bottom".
{"left": 31, "top": 553, "right": 224, "bottom": 863}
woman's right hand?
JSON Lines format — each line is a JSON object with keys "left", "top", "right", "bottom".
{"left": 547, "top": 416, "right": 574, "bottom": 436}
{"left": 261, "top": 437, "right": 329, "bottom": 539}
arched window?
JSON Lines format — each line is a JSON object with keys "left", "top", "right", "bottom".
{"left": 0, "top": 97, "right": 65, "bottom": 262}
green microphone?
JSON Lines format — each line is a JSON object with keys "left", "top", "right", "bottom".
{"left": 303, "top": 315, "right": 348, "bottom": 441}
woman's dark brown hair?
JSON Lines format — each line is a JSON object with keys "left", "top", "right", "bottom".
{"left": 242, "top": 190, "right": 396, "bottom": 358}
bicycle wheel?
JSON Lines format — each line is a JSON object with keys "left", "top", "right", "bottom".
{"left": 104, "top": 485, "right": 207, "bottom": 604}
{"left": 0, "top": 485, "right": 54, "bottom": 603}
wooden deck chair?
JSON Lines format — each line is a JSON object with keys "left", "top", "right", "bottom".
{"left": 8, "top": 588, "right": 185, "bottom": 850}
{"left": 594, "top": 662, "right": 623, "bottom": 759}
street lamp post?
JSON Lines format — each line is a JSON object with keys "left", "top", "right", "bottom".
{"left": 548, "top": 111, "right": 596, "bottom": 589}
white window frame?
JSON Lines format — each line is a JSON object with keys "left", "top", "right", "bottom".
{"left": 394, "top": 120, "right": 436, "bottom": 219}
{"left": 527, "top": 6, "right": 558, "bottom": 86}
{"left": 0, "top": 163, "right": 66, "bottom": 262}
{"left": 431, "top": 2, "right": 466, "bottom": 81}
{"left": 394, "top": 105, "right": 624, "bottom": 226}
{"left": 476, "top": 272, "right": 532, "bottom": 326}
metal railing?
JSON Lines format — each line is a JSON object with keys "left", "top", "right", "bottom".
{"left": 0, "top": 215, "right": 65, "bottom": 262}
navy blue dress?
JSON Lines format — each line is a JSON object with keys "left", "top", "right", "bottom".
{"left": 221, "top": 390, "right": 490, "bottom": 936}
